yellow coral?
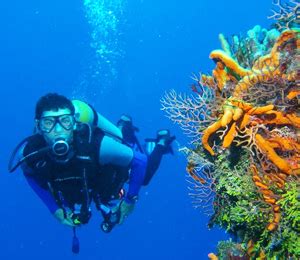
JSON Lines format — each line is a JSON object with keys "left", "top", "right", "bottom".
{"left": 233, "top": 30, "right": 298, "bottom": 98}
{"left": 208, "top": 253, "right": 218, "bottom": 260}
{"left": 202, "top": 120, "right": 222, "bottom": 156}
{"left": 222, "top": 122, "right": 237, "bottom": 148}
{"left": 210, "top": 50, "right": 251, "bottom": 77}
{"left": 199, "top": 29, "right": 299, "bottom": 237}
{"left": 255, "top": 134, "right": 292, "bottom": 174}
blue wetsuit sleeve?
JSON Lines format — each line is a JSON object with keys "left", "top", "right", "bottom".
{"left": 19, "top": 145, "right": 59, "bottom": 214}
{"left": 126, "top": 151, "right": 147, "bottom": 202}
{"left": 23, "top": 172, "right": 59, "bottom": 214}
{"left": 22, "top": 163, "right": 59, "bottom": 214}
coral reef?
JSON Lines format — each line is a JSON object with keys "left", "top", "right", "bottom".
{"left": 161, "top": 1, "right": 299, "bottom": 259}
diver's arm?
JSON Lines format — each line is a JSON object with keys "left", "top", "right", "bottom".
{"left": 23, "top": 174, "right": 59, "bottom": 214}
{"left": 23, "top": 173, "right": 74, "bottom": 226}
{"left": 18, "top": 144, "right": 60, "bottom": 214}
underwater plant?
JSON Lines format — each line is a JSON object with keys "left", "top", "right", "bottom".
{"left": 162, "top": 1, "right": 299, "bottom": 259}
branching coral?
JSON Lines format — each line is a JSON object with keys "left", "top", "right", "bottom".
{"left": 180, "top": 147, "right": 216, "bottom": 214}
{"left": 161, "top": 83, "right": 222, "bottom": 145}
{"left": 269, "top": 0, "right": 300, "bottom": 30}
{"left": 161, "top": 1, "right": 299, "bottom": 259}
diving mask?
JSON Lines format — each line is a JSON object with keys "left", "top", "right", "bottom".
{"left": 39, "top": 114, "right": 75, "bottom": 133}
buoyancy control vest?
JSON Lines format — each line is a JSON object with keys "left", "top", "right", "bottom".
{"left": 22, "top": 123, "right": 129, "bottom": 209}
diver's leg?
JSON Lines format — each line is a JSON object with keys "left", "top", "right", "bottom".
{"left": 99, "top": 136, "right": 147, "bottom": 200}
{"left": 143, "top": 130, "right": 176, "bottom": 186}
{"left": 143, "top": 145, "right": 165, "bottom": 185}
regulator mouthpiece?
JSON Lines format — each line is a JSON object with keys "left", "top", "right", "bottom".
{"left": 52, "top": 138, "right": 70, "bottom": 156}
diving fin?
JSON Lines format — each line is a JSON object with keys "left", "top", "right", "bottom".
{"left": 144, "top": 138, "right": 157, "bottom": 155}
{"left": 144, "top": 129, "right": 175, "bottom": 155}
{"left": 155, "top": 129, "right": 176, "bottom": 154}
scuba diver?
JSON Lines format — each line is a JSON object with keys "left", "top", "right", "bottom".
{"left": 8, "top": 93, "right": 175, "bottom": 251}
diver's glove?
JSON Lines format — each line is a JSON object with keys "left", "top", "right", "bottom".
{"left": 54, "top": 208, "right": 75, "bottom": 227}
{"left": 116, "top": 196, "right": 137, "bottom": 224}
{"left": 112, "top": 196, "right": 138, "bottom": 224}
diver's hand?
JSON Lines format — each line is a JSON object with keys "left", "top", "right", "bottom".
{"left": 117, "top": 199, "right": 135, "bottom": 225}
{"left": 54, "top": 208, "right": 75, "bottom": 227}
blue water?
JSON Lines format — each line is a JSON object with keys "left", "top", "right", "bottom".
{"left": 1, "top": 0, "right": 273, "bottom": 259}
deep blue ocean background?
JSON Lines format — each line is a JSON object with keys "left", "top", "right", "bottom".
{"left": 1, "top": 1, "right": 274, "bottom": 259}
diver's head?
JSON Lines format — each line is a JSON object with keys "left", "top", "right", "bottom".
{"left": 35, "top": 93, "right": 76, "bottom": 146}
